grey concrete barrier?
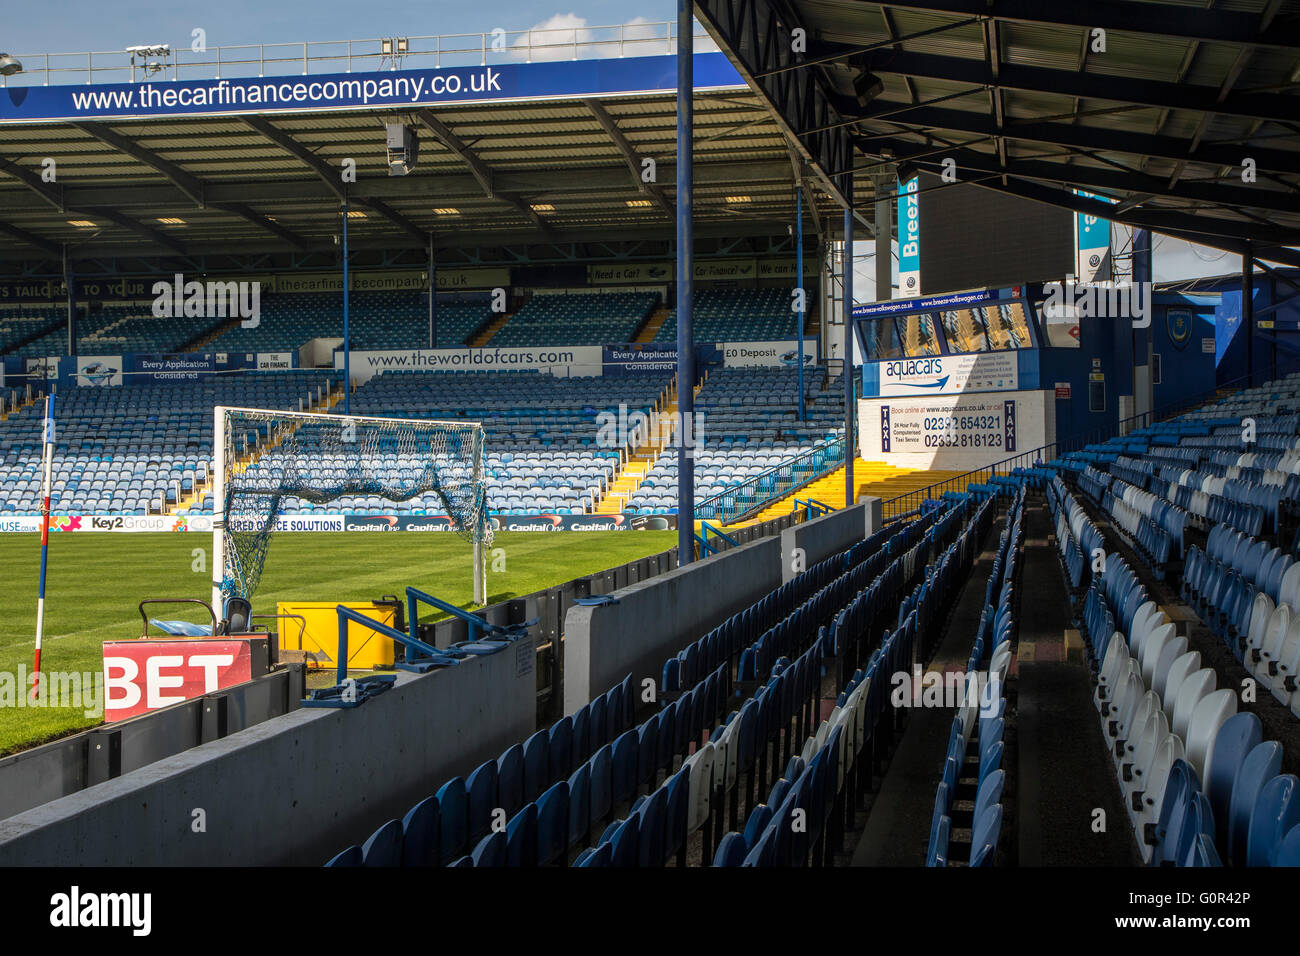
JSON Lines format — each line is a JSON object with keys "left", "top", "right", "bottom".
{"left": 563, "top": 505, "right": 869, "bottom": 715}
{"left": 0, "top": 641, "right": 534, "bottom": 866}
{"left": 0, "top": 665, "right": 303, "bottom": 824}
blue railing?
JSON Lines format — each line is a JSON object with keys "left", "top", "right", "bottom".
{"left": 695, "top": 435, "right": 845, "bottom": 524}
{"left": 695, "top": 521, "right": 740, "bottom": 557}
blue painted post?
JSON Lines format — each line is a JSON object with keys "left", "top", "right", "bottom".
{"left": 335, "top": 611, "right": 350, "bottom": 687}
{"left": 342, "top": 199, "right": 351, "bottom": 415}
{"left": 428, "top": 233, "right": 437, "bottom": 349}
{"left": 676, "top": 0, "right": 696, "bottom": 566}
{"left": 1244, "top": 245, "right": 1255, "bottom": 386}
{"left": 843, "top": 183, "right": 855, "bottom": 508}
{"left": 797, "top": 185, "right": 805, "bottom": 422}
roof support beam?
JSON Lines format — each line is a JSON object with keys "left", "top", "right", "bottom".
{"left": 0, "top": 156, "right": 64, "bottom": 210}
{"left": 850, "top": 104, "right": 1300, "bottom": 178}
{"left": 873, "top": 0, "right": 1300, "bottom": 51}
{"left": 860, "top": 133, "right": 1300, "bottom": 216}
{"left": 73, "top": 121, "right": 318, "bottom": 248}
{"left": 0, "top": 221, "right": 61, "bottom": 255}
{"left": 860, "top": 49, "right": 1300, "bottom": 124}
{"left": 585, "top": 100, "right": 675, "bottom": 216}
{"left": 0, "top": 153, "right": 189, "bottom": 254}
{"left": 72, "top": 121, "right": 207, "bottom": 207}
{"left": 242, "top": 116, "right": 346, "bottom": 201}
{"left": 415, "top": 108, "right": 553, "bottom": 234}
{"left": 214, "top": 202, "right": 311, "bottom": 251}
{"left": 78, "top": 205, "right": 188, "bottom": 255}
{"left": 244, "top": 116, "right": 430, "bottom": 240}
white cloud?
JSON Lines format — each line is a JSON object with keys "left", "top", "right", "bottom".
{"left": 505, "top": 13, "right": 717, "bottom": 61}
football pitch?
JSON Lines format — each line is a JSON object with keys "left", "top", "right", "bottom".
{"left": 0, "top": 530, "right": 676, "bottom": 755}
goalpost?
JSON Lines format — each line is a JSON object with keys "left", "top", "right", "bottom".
{"left": 211, "top": 405, "right": 491, "bottom": 628}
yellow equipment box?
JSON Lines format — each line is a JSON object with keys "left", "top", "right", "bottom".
{"left": 276, "top": 601, "right": 396, "bottom": 670}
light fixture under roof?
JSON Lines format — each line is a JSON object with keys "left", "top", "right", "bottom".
{"left": 346, "top": 210, "right": 367, "bottom": 219}
{"left": 626, "top": 199, "right": 653, "bottom": 208}
{"left": 0, "top": 53, "right": 22, "bottom": 77}
{"left": 156, "top": 217, "right": 186, "bottom": 225}
{"left": 67, "top": 220, "right": 96, "bottom": 227}
{"left": 724, "top": 195, "right": 752, "bottom": 204}
{"left": 531, "top": 203, "right": 556, "bottom": 213}
{"left": 433, "top": 207, "right": 460, "bottom": 215}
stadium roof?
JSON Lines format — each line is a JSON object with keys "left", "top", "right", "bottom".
{"left": 0, "top": 31, "right": 864, "bottom": 274}
{"left": 694, "top": 0, "right": 1300, "bottom": 268}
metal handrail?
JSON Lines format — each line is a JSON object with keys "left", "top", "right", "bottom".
{"left": 4, "top": 21, "right": 711, "bottom": 87}
{"left": 695, "top": 434, "right": 845, "bottom": 524}
{"left": 877, "top": 373, "right": 1260, "bottom": 518}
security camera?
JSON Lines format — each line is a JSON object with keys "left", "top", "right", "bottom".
{"left": 385, "top": 123, "right": 419, "bottom": 176}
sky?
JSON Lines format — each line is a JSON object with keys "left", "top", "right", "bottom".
{"left": 4, "top": 1, "right": 1248, "bottom": 291}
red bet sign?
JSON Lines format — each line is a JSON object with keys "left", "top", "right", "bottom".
{"left": 102, "top": 640, "right": 253, "bottom": 721}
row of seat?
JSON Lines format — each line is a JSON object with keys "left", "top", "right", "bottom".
{"left": 1055, "top": 475, "right": 1300, "bottom": 866}
{"left": 660, "top": 526, "right": 897, "bottom": 698}
{"left": 712, "top": 496, "right": 994, "bottom": 866}
{"left": 326, "top": 508, "right": 939, "bottom": 866}
{"left": 572, "top": 507, "right": 975, "bottom": 867}
{"left": 927, "top": 489, "right": 1021, "bottom": 866}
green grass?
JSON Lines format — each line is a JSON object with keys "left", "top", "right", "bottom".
{"left": 0, "top": 530, "right": 675, "bottom": 755}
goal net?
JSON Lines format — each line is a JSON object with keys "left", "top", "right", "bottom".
{"left": 212, "top": 406, "right": 491, "bottom": 623}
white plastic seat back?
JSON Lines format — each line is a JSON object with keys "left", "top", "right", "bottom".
{"left": 1281, "top": 563, "right": 1300, "bottom": 612}
{"left": 1140, "top": 622, "right": 1177, "bottom": 686}
{"left": 990, "top": 645, "right": 1013, "bottom": 686}
{"left": 1129, "top": 601, "right": 1159, "bottom": 658}
{"left": 1171, "top": 668, "right": 1216, "bottom": 741}
{"left": 1151, "top": 635, "right": 1188, "bottom": 702}
{"left": 1271, "top": 619, "right": 1300, "bottom": 705}
{"left": 1097, "top": 632, "right": 1130, "bottom": 708}
{"left": 1162, "top": 650, "right": 1202, "bottom": 715}
{"left": 1118, "top": 691, "right": 1161, "bottom": 771}
{"left": 1258, "top": 603, "right": 1292, "bottom": 680}
{"left": 684, "top": 742, "right": 716, "bottom": 832}
{"left": 1247, "top": 593, "right": 1276, "bottom": 661}
{"left": 1126, "top": 708, "right": 1169, "bottom": 799}
{"left": 1186, "top": 689, "right": 1238, "bottom": 783}
{"left": 1135, "top": 733, "right": 1186, "bottom": 853}
{"left": 1110, "top": 665, "right": 1144, "bottom": 743}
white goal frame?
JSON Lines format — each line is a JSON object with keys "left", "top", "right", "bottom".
{"left": 211, "top": 405, "right": 488, "bottom": 616}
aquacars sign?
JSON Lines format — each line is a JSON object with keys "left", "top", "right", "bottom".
{"left": 102, "top": 639, "right": 253, "bottom": 721}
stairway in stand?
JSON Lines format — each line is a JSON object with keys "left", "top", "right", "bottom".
{"left": 739, "top": 458, "right": 973, "bottom": 526}
{"left": 593, "top": 377, "right": 702, "bottom": 514}
{"left": 633, "top": 306, "right": 672, "bottom": 343}
{"left": 468, "top": 311, "right": 513, "bottom": 347}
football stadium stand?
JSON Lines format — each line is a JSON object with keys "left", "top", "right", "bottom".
{"left": 488, "top": 292, "right": 658, "bottom": 348}
{"left": 3, "top": 1, "right": 1299, "bottom": 892}
{"left": 0, "top": 373, "right": 333, "bottom": 516}
{"left": 653, "top": 288, "right": 801, "bottom": 343}
{"left": 10, "top": 303, "right": 223, "bottom": 358}
{"left": 200, "top": 292, "right": 495, "bottom": 353}
{"left": 628, "top": 366, "right": 843, "bottom": 514}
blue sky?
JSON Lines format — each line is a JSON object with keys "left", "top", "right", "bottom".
{"left": 3, "top": 1, "right": 662, "bottom": 52}
{"left": 5, "top": 1, "right": 1243, "bottom": 289}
